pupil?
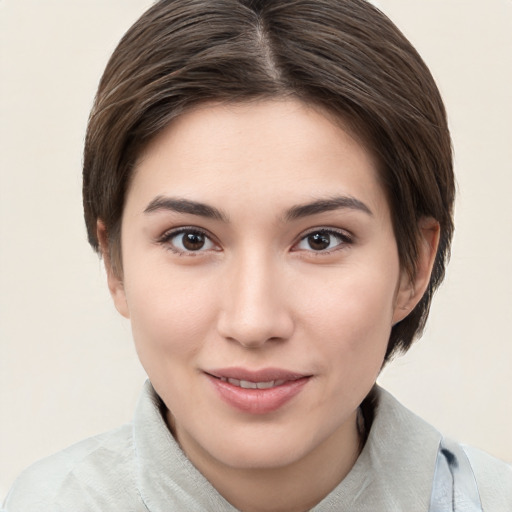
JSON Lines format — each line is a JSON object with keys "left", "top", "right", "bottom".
{"left": 183, "top": 232, "right": 205, "bottom": 250}
{"left": 308, "top": 232, "right": 330, "bottom": 250}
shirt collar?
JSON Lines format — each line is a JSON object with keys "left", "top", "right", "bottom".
{"left": 133, "top": 381, "right": 442, "bottom": 511}
{"left": 133, "top": 380, "right": 238, "bottom": 511}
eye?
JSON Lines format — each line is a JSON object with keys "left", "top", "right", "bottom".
{"left": 294, "top": 229, "right": 352, "bottom": 252}
{"left": 159, "top": 228, "right": 218, "bottom": 254}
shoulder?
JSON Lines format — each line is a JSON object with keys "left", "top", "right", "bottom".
{"left": 3, "top": 424, "right": 143, "bottom": 512}
{"left": 464, "top": 445, "right": 512, "bottom": 510}
{"left": 367, "top": 387, "right": 512, "bottom": 509}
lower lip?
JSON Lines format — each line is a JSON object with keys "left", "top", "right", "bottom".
{"left": 206, "top": 374, "right": 310, "bottom": 414}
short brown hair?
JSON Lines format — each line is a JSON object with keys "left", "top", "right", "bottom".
{"left": 83, "top": 0, "right": 455, "bottom": 361}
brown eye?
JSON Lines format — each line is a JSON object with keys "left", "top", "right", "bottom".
{"left": 162, "top": 228, "right": 216, "bottom": 253}
{"left": 295, "top": 229, "right": 352, "bottom": 253}
{"left": 182, "top": 231, "right": 206, "bottom": 251}
{"left": 307, "top": 232, "right": 331, "bottom": 251}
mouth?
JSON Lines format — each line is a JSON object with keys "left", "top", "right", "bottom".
{"left": 216, "top": 377, "right": 289, "bottom": 389}
{"left": 204, "top": 367, "right": 311, "bottom": 414}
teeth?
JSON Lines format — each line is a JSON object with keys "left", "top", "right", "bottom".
{"left": 240, "top": 380, "right": 257, "bottom": 389}
{"left": 256, "top": 381, "right": 275, "bottom": 389}
{"left": 220, "top": 377, "right": 285, "bottom": 389}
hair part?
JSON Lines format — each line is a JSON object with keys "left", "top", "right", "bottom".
{"left": 83, "top": 0, "right": 454, "bottom": 361}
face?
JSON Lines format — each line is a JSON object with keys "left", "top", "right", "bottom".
{"left": 107, "top": 99, "right": 421, "bottom": 474}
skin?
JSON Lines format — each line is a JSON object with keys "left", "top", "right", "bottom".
{"left": 99, "top": 99, "right": 439, "bottom": 512}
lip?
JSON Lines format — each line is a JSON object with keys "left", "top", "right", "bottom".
{"left": 204, "top": 367, "right": 311, "bottom": 414}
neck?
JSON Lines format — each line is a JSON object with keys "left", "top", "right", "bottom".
{"left": 173, "top": 410, "right": 362, "bottom": 512}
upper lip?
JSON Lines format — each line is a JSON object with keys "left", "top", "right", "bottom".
{"left": 205, "top": 367, "right": 309, "bottom": 383}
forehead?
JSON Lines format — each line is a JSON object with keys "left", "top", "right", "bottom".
{"left": 126, "top": 99, "right": 389, "bottom": 221}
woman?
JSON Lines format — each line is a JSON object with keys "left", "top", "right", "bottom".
{"left": 4, "top": 0, "right": 511, "bottom": 510}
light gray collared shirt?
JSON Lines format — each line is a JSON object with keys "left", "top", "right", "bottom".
{"left": 4, "top": 381, "right": 512, "bottom": 511}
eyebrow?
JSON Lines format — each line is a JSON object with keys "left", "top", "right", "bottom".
{"left": 144, "top": 196, "right": 229, "bottom": 222}
{"left": 284, "top": 196, "right": 373, "bottom": 221}
{"left": 143, "top": 194, "right": 372, "bottom": 223}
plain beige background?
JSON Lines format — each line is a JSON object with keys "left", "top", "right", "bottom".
{"left": 1, "top": 0, "right": 511, "bottom": 500}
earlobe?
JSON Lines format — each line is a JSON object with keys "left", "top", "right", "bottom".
{"left": 392, "top": 217, "right": 440, "bottom": 324}
{"left": 96, "top": 220, "right": 130, "bottom": 319}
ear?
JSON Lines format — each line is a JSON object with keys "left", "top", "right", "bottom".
{"left": 96, "top": 220, "right": 130, "bottom": 319}
{"left": 392, "top": 217, "right": 440, "bottom": 324}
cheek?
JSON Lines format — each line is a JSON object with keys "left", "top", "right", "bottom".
{"left": 297, "top": 260, "right": 399, "bottom": 377}
{"left": 303, "top": 264, "right": 398, "bottom": 337}
{"left": 306, "top": 278, "right": 395, "bottom": 407}
{"left": 122, "top": 262, "right": 219, "bottom": 361}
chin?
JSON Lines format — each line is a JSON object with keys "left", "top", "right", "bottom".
{"left": 214, "top": 438, "right": 308, "bottom": 470}
{"left": 198, "top": 419, "right": 329, "bottom": 471}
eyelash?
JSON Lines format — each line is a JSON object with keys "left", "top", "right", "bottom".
{"left": 157, "top": 227, "right": 219, "bottom": 255}
{"left": 293, "top": 228, "right": 354, "bottom": 255}
{"left": 156, "top": 227, "right": 354, "bottom": 256}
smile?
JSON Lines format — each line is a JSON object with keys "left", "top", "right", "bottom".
{"left": 205, "top": 368, "right": 311, "bottom": 414}
{"left": 219, "top": 377, "right": 287, "bottom": 389}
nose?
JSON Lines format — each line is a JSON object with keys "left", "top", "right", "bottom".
{"left": 216, "top": 252, "right": 294, "bottom": 349}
